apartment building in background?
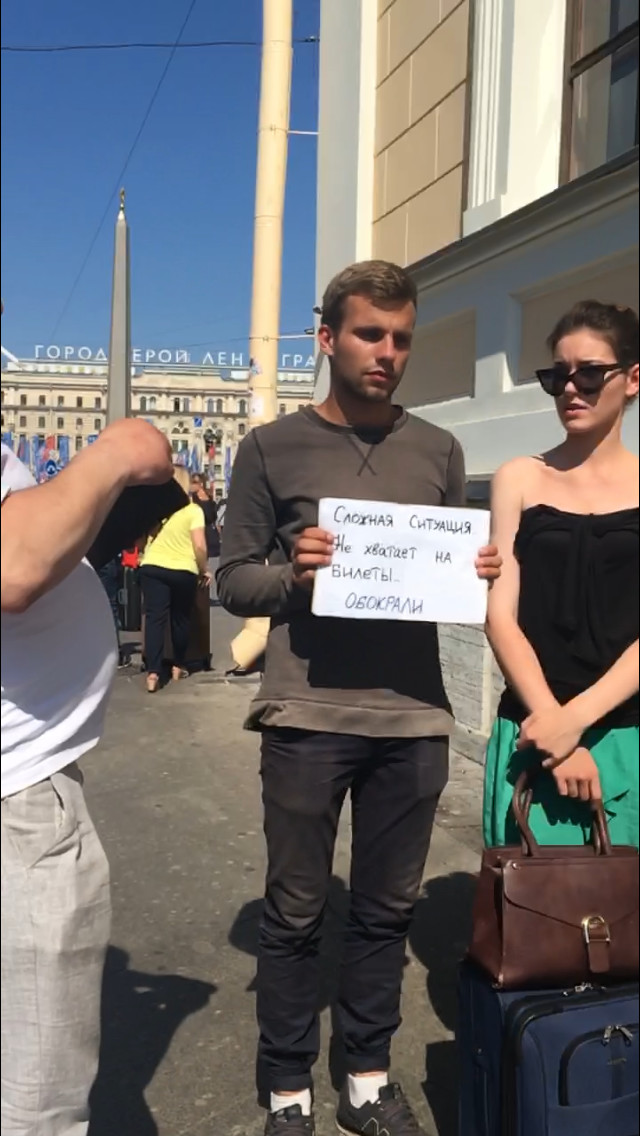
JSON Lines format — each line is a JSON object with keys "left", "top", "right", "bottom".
{"left": 315, "top": 0, "right": 639, "bottom": 761}
{"left": 1, "top": 361, "right": 314, "bottom": 497}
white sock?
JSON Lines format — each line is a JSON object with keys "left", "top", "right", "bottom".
{"left": 348, "top": 1072, "right": 388, "bottom": 1109}
{"left": 270, "top": 1089, "right": 312, "bottom": 1116}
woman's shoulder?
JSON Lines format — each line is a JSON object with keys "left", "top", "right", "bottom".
{"left": 186, "top": 500, "right": 206, "bottom": 523}
{"left": 491, "top": 455, "right": 541, "bottom": 499}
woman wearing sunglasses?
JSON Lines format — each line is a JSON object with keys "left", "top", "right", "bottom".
{"left": 484, "top": 300, "right": 639, "bottom": 847}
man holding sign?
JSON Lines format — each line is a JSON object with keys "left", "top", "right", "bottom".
{"left": 217, "top": 261, "right": 500, "bottom": 1136}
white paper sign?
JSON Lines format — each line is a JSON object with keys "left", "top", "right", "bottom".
{"left": 312, "top": 497, "right": 491, "bottom": 624}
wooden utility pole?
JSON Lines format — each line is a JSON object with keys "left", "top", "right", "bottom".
{"left": 230, "top": 0, "right": 293, "bottom": 673}
{"left": 248, "top": 0, "right": 293, "bottom": 427}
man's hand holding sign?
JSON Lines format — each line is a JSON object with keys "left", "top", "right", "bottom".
{"left": 297, "top": 498, "right": 498, "bottom": 623}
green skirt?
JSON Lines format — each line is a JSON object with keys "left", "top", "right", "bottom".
{"left": 483, "top": 718, "right": 639, "bottom": 849}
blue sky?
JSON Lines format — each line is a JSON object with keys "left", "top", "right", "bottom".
{"left": 1, "top": 0, "right": 319, "bottom": 362}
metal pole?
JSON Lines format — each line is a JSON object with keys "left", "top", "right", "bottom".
{"left": 248, "top": 0, "right": 293, "bottom": 427}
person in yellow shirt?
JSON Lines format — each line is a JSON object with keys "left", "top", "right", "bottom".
{"left": 140, "top": 467, "right": 209, "bottom": 692}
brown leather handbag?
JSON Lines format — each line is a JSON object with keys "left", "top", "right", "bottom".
{"left": 468, "top": 770, "right": 639, "bottom": 989}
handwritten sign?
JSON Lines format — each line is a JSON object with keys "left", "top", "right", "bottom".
{"left": 311, "top": 497, "right": 490, "bottom": 624}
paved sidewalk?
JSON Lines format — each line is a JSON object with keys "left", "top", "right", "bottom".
{"left": 86, "top": 661, "right": 483, "bottom": 1136}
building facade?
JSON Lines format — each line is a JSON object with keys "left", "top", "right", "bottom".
{"left": 1, "top": 361, "right": 314, "bottom": 497}
{"left": 315, "top": 0, "right": 639, "bottom": 760}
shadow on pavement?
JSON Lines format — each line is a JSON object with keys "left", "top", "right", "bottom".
{"left": 89, "top": 945, "right": 216, "bottom": 1136}
{"left": 408, "top": 871, "right": 477, "bottom": 1136}
{"left": 229, "top": 877, "right": 350, "bottom": 1107}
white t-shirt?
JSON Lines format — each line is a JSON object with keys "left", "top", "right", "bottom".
{"left": 1, "top": 445, "right": 118, "bottom": 798}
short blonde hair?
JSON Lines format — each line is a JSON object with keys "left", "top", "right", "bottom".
{"left": 172, "top": 465, "right": 191, "bottom": 494}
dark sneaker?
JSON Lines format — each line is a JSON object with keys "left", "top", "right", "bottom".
{"left": 264, "top": 1103, "right": 316, "bottom": 1135}
{"left": 336, "top": 1082, "right": 427, "bottom": 1135}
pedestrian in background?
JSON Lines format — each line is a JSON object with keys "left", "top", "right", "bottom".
{"left": 140, "top": 466, "right": 211, "bottom": 693}
{"left": 97, "top": 554, "right": 128, "bottom": 668}
{"left": 190, "top": 473, "right": 220, "bottom": 560}
{"left": 1, "top": 417, "right": 172, "bottom": 1136}
{"left": 485, "top": 301, "right": 639, "bottom": 846}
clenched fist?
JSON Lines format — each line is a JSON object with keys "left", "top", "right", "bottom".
{"left": 292, "top": 527, "right": 334, "bottom": 590}
{"left": 97, "top": 419, "right": 174, "bottom": 487}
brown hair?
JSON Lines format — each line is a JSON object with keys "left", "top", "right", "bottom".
{"left": 320, "top": 260, "right": 417, "bottom": 331}
{"left": 547, "top": 300, "right": 639, "bottom": 370}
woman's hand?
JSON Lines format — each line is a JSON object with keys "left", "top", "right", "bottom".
{"left": 517, "top": 702, "right": 585, "bottom": 763}
{"left": 199, "top": 571, "right": 212, "bottom": 588}
{"left": 543, "top": 746, "right": 602, "bottom": 801}
{"left": 475, "top": 544, "right": 502, "bottom": 581}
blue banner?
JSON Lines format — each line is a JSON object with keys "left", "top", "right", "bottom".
{"left": 58, "top": 435, "right": 70, "bottom": 467}
{"left": 17, "top": 436, "right": 28, "bottom": 464}
{"left": 1, "top": 431, "right": 14, "bottom": 450}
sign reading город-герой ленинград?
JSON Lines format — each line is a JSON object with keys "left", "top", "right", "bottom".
{"left": 311, "top": 498, "right": 490, "bottom": 624}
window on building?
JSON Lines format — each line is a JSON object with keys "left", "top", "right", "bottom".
{"left": 75, "top": 435, "right": 83, "bottom": 452}
{"left": 19, "top": 415, "right": 27, "bottom": 428}
{"left": 298, "top": 403, "right": 308, "bottom": 411}
{"left": 171, "top": 440, "right": 180, "bottom": 453}
{"left": 76, "top": 417, "right": 82, "bottom": 428}
{"left": 216, "top": 399, "right": 224, "bottom": 414}
{"left": 563, "top": 0, "right": 639, "bottom": 180}
{"left": 38, "top": 395, "right": 46, "bottom": 406}
{"left": 214, "top": 463, "right": 222, "bottom": 476}
{"left": 279, "top": 403, "right": 286, "bottom": 417}
{"left": 149, "top": 396, "right": 156, "bottom": 410}
{"left": 238, "top": 423, "right": 246, "bottom": 436}
{"left": 38, "top": 416, "right": 46, "bottom": 429}
{"left": 173, "top": 397, "right": 181, "bottom": 412}
{"left": 238, "top": 398, "right": 247, "bottom": 416}
{"left": 76, "top": 397, "right": 83, "bottom": 408}
{"left": 94, "top": 418, "right": 101, "bottom": 431}
{"left": 206, "top": 398, "right": 215, "bottom": 414}
{"left": 57, "top": 417, "right": 64, "bottom": 429}
{"left": 20, "top": 394, "right": 27, "bottom": 406}
{"left": 140, "top": 396, "right": 147, "bottom": 413}
{"left": 56, "top": 435, "right": 64, "bottom": 448}
{"left": 183, "top": 398, "right": 190, "bottom": 412}
{"left": 57, "top": 395, "right": 65, "bottom": 407}
{"left": 95, "top": 396, "right": 102, "bottom": 409}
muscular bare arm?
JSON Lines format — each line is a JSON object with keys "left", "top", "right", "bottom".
{"left": 1, "top": 420, "right": 173, "bottom": 613}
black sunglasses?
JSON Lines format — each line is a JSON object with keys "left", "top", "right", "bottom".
{"left": 535, "top": 362, "right": 623, "bottom": 398}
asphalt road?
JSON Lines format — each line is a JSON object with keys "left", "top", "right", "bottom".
{"left": 85, "top": 604, "right": 483, "bottom": 1136}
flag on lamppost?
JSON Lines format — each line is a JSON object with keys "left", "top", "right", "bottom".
{"left": 224, "top": 445, "right": 233, "bottom": 494}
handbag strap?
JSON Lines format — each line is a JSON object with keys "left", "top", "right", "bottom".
{"left": 512, "top": 769, "right": 612, "bottom": 856}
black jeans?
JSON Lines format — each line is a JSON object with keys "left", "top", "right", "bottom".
{"left": 257, "top": 728, "right": 449, "bottom": 1092}
{"left": 140, "top": 565, "right": 198, "bottom": 675}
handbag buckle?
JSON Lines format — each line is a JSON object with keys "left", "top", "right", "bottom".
{"left": 582, "top": 914, "right": 611, "bottom": 945}
{"left": 582, "top": 915, "right": 612, "bottom": 975}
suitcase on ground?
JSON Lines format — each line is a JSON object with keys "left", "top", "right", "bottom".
{"left": 118, "top": 566, "right": 142, "bottom": 631}
{"left": 457, "top": 959, "right": 639, "bottom": 1136}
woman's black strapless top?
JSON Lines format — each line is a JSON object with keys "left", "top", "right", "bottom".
{"left": 498, "top": 505, "right": 639, "bottom": 729}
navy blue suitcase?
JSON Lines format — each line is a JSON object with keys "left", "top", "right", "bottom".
{"left": 458, "top": 960, "right": 639, "bottom": 1136}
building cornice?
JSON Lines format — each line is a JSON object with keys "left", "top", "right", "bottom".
{"left": 411, "top": 150, "right": 639, "bottom": 295}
